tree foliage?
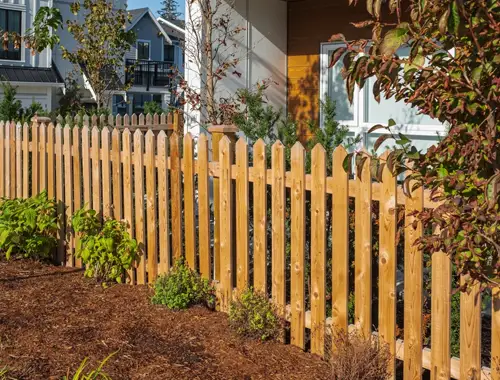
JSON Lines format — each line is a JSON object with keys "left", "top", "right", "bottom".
{"left": 159, "top": 0, "right": 182, "bottom": 22}
{"left": 333, "top": 0, "right": 499, "bottom": 286}
{"left": 62, "top": 0, "right": 136, "bottom": 109}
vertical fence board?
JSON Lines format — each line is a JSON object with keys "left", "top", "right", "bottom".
{"left": 63, "top": 127, "right": 74, "bottom": 267}
{"left": 31, "top": 122, "right": 39, "bottom": 196}
{"left": 145, "top": 130, "right": 158, "bottom": 282}
{"left": 379, "top": 150, "right": 397, "bottom": 377}
{"left": 55, "top": 125, "right": 65, "bottom": 264}
{"left": 101, "top": 128, "right": 112, "bottom": 219}
{"left": 290, "top": 142, "right": 305, "bottom": 350}
{"left": 355, "top": 153, "right": 372, "bottom": 336}
{"left": 198, "top": 134, "right": 210, "bottom": 279}
{"left": 157, "top": 131, "right": 170, "bottom": 275}
{"left": 492, "top": 286, "right": 500, "bottom": 380}
{"left": 253, "top": 139, "right": 267, "bottom": 294}
{"left": 15, "top": 124, "right": 21, "bottom": 198}
{"left": 91, "top": 127, "right": 101, "bottom": 215}
{"left": 73, "top": 128, "right": 82, "bottom": 268}
{"left": 212, "top": 132, "right": 222, "bottom": 281}
{"left": 112, "top": 129, "right": 122, "bottom": 220}
{"left": 0, "top": 123, "right": 4, "bottom": 198}
{"left": 5, "top": 123, "right": 11, "bottom": 198}
{"left": 460, "top": 278, "right": 481, "bottom": 379}
{"left": 123, "top": 129, "right": 134, "bottom": 283}
{"left": 332, "top": 146, "right": 349, "bottom": 333}
{"left": 47, "top": 124, "right": 55, "bottom": 200}
{"left": 236, "top": 138, "right": 249, "bottom": 290}
{"left": 170, "top": 132, "right": 182, "bottom": 260}
{"left": 39, "top": 123, "right": 47, "bottom": 192}
{"left": 22, "top": 124, "right": 28, "bottom": 198}
{"left": 271, "top": 141, "right": 286, "bottom": 311}
{"left": 183, "top": 133, "right": 196, "bottom": 269}
{"left": 219, "top": 136, "right": 233, "bottom": 312}
{"left": 431, "top": 226, "right": 451, "bottom": 380}
{"left": 311, "top": 145, "right": 326, "bottom": 356}
{"left": 81, "top": 126, "right": 91, "bottom": 210}
{"left": 133, "top": 130, "right": 146, "bottom": 285}
{"left": 404, "top": 177, "right": 424, "bottom": 380}
{"left": 9, "top": 123, "right": 15, "bottom": 197}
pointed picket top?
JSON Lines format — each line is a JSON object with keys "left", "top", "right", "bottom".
{"left": 123, "top": 127, "right": 131, "bottom": 140}
{"left": 291, "top": 141, "right": 305, "bottom": 153}
{"left": 184, "top": 131, "right": 193, "bottom": 146}
{"left": 123, "top": 114, "right": 130, "bottom": 127}
{"left": 139, "top": 113, "right": 145, "bottom": 125}
{"left": 253, "top": 138, "right": 266, "bottom": 150}
{"left": 74, "top": 114, "right": 81, "bottom": 126}
{"left": 83, "top": 114, "right": 90, "bottom": 127}
{"left": 81, "top": 124, "right": 90, "bottom": 136}
{"left": 169, "top": 130, "right": 179, "bottom": 144}
{"left": 18, "top": 121, "right": 25, "bottom": 129}
{"left": 157, "top": 129, "right": 167, "bottom": 140}
{"left": 160, "top": 112, "right": 167, "bottom": 124}
{"left": 272, "top": 139, "right": 284, "bottom": 150}
{"left": 91, "top": 126, "right": 100, "bottom": 141}
{"left": 101, "top": 125, "right": 111, "bottom": 141}
{"left": 153, "top": 113, "right": 159, "bottom": 124}
{"left": 115, "top": 114, "right": 122, "bottom": 128}
{"left": 311, "top": 142, "right": 326, "bottom": 155}
{"left": 198, "top": 132, "right": 208, "bottom": 145}
{"left": 112, "top": 127, "right": 121, "bottom": 139}
{"left": 145, "top": 128, "right": 155, "bottom": 144}
{"left": 131, "top": 113, "right": 138, "bottom": 126}
{"left": 63, "top": 124, "right": 72, "bottom": 135}
{"left": 65, "top": 114, "right": 72, "bottom": 126}
{"left": 133, "top": 127, "right": 143, "bottom": 138}
{"left": 99, "top": 114, "right": 106, "bottom": 127}
{"left": 167, "top": 112, "right": 173, "bottom": 124}
{"left": 236, "top": 136, "right": 247, "bottom": 149}
{"left": 146, "top": 113, "right": 152, "bottom": 125}
{"left": 107, "top": 114, "right": 114, "bottom": 127}
{"left": 333, "top": 145, "right": 349, "bottom": 174}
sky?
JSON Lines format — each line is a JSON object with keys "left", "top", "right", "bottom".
{"left": 127, "top": 0, "right": 185, "bottom": 18}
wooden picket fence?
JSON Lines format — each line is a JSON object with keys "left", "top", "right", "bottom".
{"left": 0, "top": 117, "right": 498, "bottom": 380}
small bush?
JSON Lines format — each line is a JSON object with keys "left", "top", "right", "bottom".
{"left": 228, "top": 288, "right": 282, "bottom": 341}
{"left": 0, "top": 191, "right": 58, "bottom": 260}
{"left": 330, "top": 329, "right": 391, "bottom": 380}
{"left": 63, "top": 352, "right": 116, "bottom": 380}
{"left": 152, "top": 259, "right": 215, "bottom": 310}
{"left": 72, "top": 208, "right": 138, "bottom": 285}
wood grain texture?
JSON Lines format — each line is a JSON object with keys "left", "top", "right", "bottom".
{"left": 91, "top": 127, "right": 101, "bottom": 216}
{"left": 101, "top": 128, "right": 112, "bottom": 219}
{"left": 219, "top": 136, "right": 233, "bottom": 312}
{"left": 8, "top": 123, "right": 15, "bottom": 198}
{"left": 378, "top": 150, "right": 397, "bottom": 378}
{"left": 63, "top": 127, "right": 74, "bottom": 267}
{"left": 0, "top": 123, "right": 4, "bottom": 197}
{"left": 39, "top": 123, "right": 47, "bottom": 192}
{"left": 290, "top": 142, "right": 305, "bottom": 350}
{"left": 404, "top": 176, "right": 424, "bottom": 380}
{"left": 122, "top": 129, "right": 134, "bottom": 284}
{"left": 112, "top": 129, "right": 122, "bottom": 220}
{"left": 310, "top": 144, "right": 326, "bottom": 356}
{"left": 331, "top": 146, "right": 349, "bottom": 333}
{"left": 31, "top": 122, "right": 39, "bottom": 196}
{"left": 47, "top": 124, "right": 55, "bottom": 200}
{"left": 15, "top": 124, "right": 21, "bottom": 198}
{"left": 197, "top": 134, "right": 210, "bottom": 280}
{"left": 169, "top": 132, "right": 182, "bottom": 261}
{"left": 55, "top": 125, "right": 65, "bottom": 264}
{"left": 73, "top": 128, "right": 82, "bottom": 268}
{"left": 211, "top": 132, "right": 222, "bottom": 281}
{"left": 81, "top": 126, "right": 91, "bottom": 210}
{"left": 22, "top": 124, "right": 28, "bottom": 198}
{"left": 183, "top": 133, "right": 196, "bottom": 269}
{"left": 157, "top": 131, "right": 170, "bottom": 275}
{"left": 235, "top": 138, "right": 249, "bottom": 290}
{"left": 460, "top": 277, "right": 481, "bottom": 380}
{"left": 145, "top": 130, "right": 158, "bottom": 282}
{"left": 133, "top": 129, "right": 146, "bottom": 285}
{"left": 492, "top": 286, "right": 500, "bottom": 380}
{"left": 253, "top": 139, "right": 267, "bottom": 294}
{"left": 355, "top": 153, "right": 372, "bottom": 337}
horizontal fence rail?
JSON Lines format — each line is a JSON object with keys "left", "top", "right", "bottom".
{"left": 0, "top": 117, "right": 498, "bottom": 380}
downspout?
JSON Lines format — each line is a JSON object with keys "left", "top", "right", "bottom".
{"left": 245, "top": 0, "right": 250, "bottom": 90}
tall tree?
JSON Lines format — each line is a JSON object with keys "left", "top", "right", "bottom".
{"left": 62, "top": 0, "right": 136, "bottom": 109}
{"left": 159, "top": 0, "right": 181, "bottom": 22}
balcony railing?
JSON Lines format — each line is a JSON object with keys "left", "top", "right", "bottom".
{"left": 125, "top": 59, "right": 175, "bottom": 91}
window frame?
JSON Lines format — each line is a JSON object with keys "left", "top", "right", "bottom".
{"left": 136, "top": 39, "right": 151, "bottom": 61}
{"left": 319, "top": 42, "right": 447, "bottom": 140}
{"left": 0, "top": 7, "right": 24, "bottom": 63}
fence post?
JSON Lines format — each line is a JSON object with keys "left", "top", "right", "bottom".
{"left": 208, "top": 125, "right": 238, "bottom": 282}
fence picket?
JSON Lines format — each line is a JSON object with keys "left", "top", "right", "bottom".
{"left": 22, "top": 124, "right": 28, "bottom": 198}
{"left": 145, "top": 130, "right": 158, "bottom": 282}
{"left": 0, "top": 123, "right": 4, "bottom": 198}
{"left": 492, "top": 286, "right": 500, "bottom": 380}
{"left": 101, "top": 128, "right": 112, "bottom": 219}
{"left": 332, "top": 146, "right": 349, "bottom": 333}
{"left": 219, "top": 136, "right": 233, "bottom": 312}
{"left": 290, "top": 142, "right": 305, "bottom": 350}
{"left": 379, "top": 150, "right": 397, "bottom": 377}
{"left": 122, "top": 129, "right": 134, "bottom": 283}
{"left": 15, "top": 124, "right": 21, "bottom": 198}
{"left": 47, "top": 124, "right": 55, "bottom": 200}
{"left": 9, "top": 123, "right": 15, "bottom": 197}
{"left": 133, "top": 129, "right": 146, "bottom": 285}
{"left": 404, "top": 175, "right": 424, "bottom": 380}
{"left": 157, "top": 131, "right": 170, "bottom": 275}
{"left": 355, "top": 152, "right": 372, "bottom": 336}
{"left": 64, "top": 127, "right": 74, "bottom": 267}
{"left": 460, "top": 278, "right": 481, "bottom": 379}
{"left": 73, "top": 128, "right": 82, "bottom": 268}
{"left": 183, "top": 133, "right": 196, "bottom": 269}
{"left": 198, "top": 134, "right": 210, "bottom": 279}
{"left": 5, "top": 123, "right": 11, "bottom": 199}
{"left": 170, "top": 132, "right": 182, "bottom": 260}
{"left": 31, "top": 122, "right": 39, "bottom": 196}
{"left": 39, "top": 123, "right": 47, "bottom": 192}
{"left": 235, "top": 138, "right": 249, "bottom": 289}
{"left": 253, "top": 139, "right": 267, "bottom": 294}
{"left": 55, "top": 125, "right": 65, "bottom": 264}
{"left": 91, "top": 127, "right": 101, "bottom": 216}
{"left": 81, "top": 126, "right": 91, "bottom": 210}
{"left": 311, "top": 144, "right": 326, "bottom": 356}
{"left": 112, "top": 129, "right": 122, "bottom": 220}
{"left": 272, "top": 141, "right": 286, "bottom": 312}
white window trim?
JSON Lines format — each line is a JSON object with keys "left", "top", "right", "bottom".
{"left": 0, "top": 6, "right": 26, "bottom": 64}
{"left": 136, "top": 39, "right": 151, "bottom": 60}
{"left": 319, "top": 42, "right": 447, "bottom": 139}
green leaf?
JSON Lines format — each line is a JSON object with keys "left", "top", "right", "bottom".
{"left": 448, "top": 0, "right": 460, "bottom": 35}
{"left": 439, "top": 7, "right": 450, "bottom": 34}
{"left": 380, "top": 24, "right": 410, "bottom": 56}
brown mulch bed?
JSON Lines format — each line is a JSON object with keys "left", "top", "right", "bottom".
{"left": 0, "top": 260, "right": 330, "bottom": 379}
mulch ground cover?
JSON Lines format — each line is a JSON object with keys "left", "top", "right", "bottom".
{"left": 0, "top": 260, "right": 330, "bottom": 379}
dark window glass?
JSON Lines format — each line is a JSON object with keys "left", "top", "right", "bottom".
{"left": 0, "top": 9, "right": 21, "bottom": 60}
{"left": 163, "top": 45, "right": 175, "bottom": 64}
{"left": 137, "top": 41, "right": 150, "bottom": 60}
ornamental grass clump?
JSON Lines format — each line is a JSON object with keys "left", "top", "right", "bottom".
{"left": 152, "top": 259, "right": 215, "bottom": 310}
{"left": 228, "top": 288, "right": 283, "bottom": 341}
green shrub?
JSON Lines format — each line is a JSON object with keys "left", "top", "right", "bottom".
{"left": 152, "top": 259, "right": 215, "bottom": 310}
{"left": 72, "top": 208, "right": 138, "bottom": 285}
{"left": 143, "top": 101, "right": 164, "bottom": 116}
{"left": 63, "top": 352, "right": 116, "bottom": 380}
{"left": 228, "top": 288, "right": 282, "bottom": 341}
{"left": 0, "top": 191, "right": 58, "bottom": 260}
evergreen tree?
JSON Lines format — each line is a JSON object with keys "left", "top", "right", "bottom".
{"left": 0, "top": 82, "right": 22, "bottom": 122}
{"left": 159, "top": 0, "right": 181, "bottom": 22}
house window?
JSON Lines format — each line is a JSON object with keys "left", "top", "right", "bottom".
{"left": 320, "top": 43, "right": 446, "bottom": 151}
{"left": 0, "top": 9, "right": 22, "bottom": 61}
{"left": 137, "top": 41, "right": 150, "bottom": 60}
{"left": 163, "top": 45, "right": 175, "bottom": 64}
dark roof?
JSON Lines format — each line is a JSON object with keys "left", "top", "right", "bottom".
{"left": 128, "top": 7, "right": 148, "bottom": 26}
{"left": 0, "top": 64, "right": 63, "bottom": 84}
